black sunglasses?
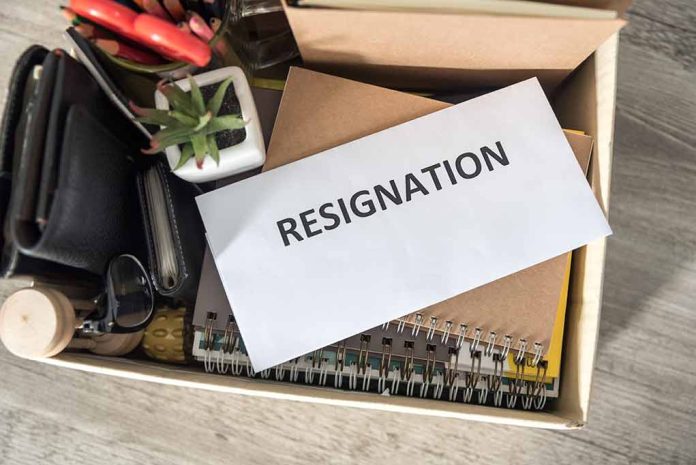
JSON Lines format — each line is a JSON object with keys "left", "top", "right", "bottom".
{"left": 81, "top": 254, "right": 155, "bottom": 334}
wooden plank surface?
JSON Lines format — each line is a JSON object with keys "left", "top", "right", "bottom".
{"left": 0, "top": 0, "right": 695, "bottom": 463}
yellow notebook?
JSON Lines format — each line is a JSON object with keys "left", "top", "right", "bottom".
{"left": 507, "top": 253, "right": 572, "bottom": 380}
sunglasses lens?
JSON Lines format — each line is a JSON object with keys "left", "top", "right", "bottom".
{"left": 107, "top": 255, "right": 154, "bottom": 329}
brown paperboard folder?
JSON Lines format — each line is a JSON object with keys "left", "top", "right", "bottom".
{"left": 281, "top": 0, "right": 625, "bottom": 90}
{"left": 265, "top": 67, "right": 594, "bottom": 356}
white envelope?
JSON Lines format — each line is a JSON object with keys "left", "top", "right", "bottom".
{"left": 196, "top": 78, "right": 612, "bottom": 371}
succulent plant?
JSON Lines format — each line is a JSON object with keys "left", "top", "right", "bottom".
{"left": 131, "top": 75, "right": 246, "bottom": 169}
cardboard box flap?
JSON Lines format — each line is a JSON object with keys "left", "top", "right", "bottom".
{"left": 283, "top": 2, "right": 625, "bottom": 89}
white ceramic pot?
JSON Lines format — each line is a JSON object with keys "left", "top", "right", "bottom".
{"left": 154, "top": 66, "right": 266, "bottom": 183}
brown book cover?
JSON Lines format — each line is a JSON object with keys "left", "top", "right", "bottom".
{"left": 264, "top": 67, "right": 593, "bottom": 354}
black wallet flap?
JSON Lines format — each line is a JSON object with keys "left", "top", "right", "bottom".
{"left": 17, "top": 104, "right": 145, "bottom": 274}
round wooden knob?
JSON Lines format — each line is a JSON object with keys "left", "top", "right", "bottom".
{"left": 0, "top": 288, "right": 76, "bottom": 359}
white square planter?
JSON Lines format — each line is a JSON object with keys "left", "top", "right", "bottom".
{"left": 154, "top": 67, "right": 266, "bottom": 183}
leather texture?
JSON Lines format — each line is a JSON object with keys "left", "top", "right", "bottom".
{"left": 17, "top": 104, "right": 146, "bottom": 275}
{"left": 0, "top": 46, "right": 97, "bottom": 282}
{"left": 137, "top": 161, "right": 205, "bottom": 305}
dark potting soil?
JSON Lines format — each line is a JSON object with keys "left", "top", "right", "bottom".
{"left": 199, "top": 80, "right": 247, "bottom": 149}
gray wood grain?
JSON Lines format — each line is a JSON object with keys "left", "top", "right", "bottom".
{"left": 0, "top": 0, "right": 695, "bottom": 464}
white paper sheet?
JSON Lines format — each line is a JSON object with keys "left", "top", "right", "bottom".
{"left": 196, "top": 78, "right": 612, "bottom": 371}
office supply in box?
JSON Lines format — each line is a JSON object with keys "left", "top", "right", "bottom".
{"left": 191, "top": 243, "right": 567, "bottom": 410}
{"left": 192, "top": 321, "right": 561, "bottom": 410}
{"left": 0, "top": 1, "right": 624, "bottom": 429}
{"left": 193, "top": 68, "right": 596, "bottom": 380}
{"left": 190, "top": 73, "right": 594, "bottom": 408}
{"left": 0, "top": 47, "right": 145, "bottom": 281}
{"left": 196, "top": 72, "right": 610, "bottom": 371}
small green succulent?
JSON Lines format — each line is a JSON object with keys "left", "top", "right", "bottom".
{"left": 131, "top": 75, "right": 246, "bottom": 170}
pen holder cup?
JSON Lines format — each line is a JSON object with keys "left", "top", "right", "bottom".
{"left": 97, "top": 0, "right": 297, "bottom": 81}
{"left": 100, "top": 0, "right": 239, "bottom": 80}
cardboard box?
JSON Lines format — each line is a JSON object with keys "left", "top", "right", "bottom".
{"left": 35, "top": 8, "right": 622, "bottom": 429}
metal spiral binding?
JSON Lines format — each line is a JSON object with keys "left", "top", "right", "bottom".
{"left": 423, "top": 344, "right": 436, "bottom": 385}
{"left": 403, "top": 341, "right": 416, "bottom": 396}
{"left": 522, "top": 361, "right": 548, "bottom": 410}
{"left": 440, "top": 321, "right": 453, "bottom": 343}
{"left": 499, "top": 335, "right": 513, "bottom": 359}
{"left": 470, "top": 328, "right": 482, "bottom": 355}
{"left": 362, "top": 364, "right": 373, "bottom": 391}
{"left": 529, "top": 342, "right": 544, "bottom": 367}
{"left": 411, "top": 314, "right": 424, "bottom": 337}
{"left": 391, "top": 313, "right": 544, "bottom": 370}
{"left": 318, "top": 358, "right": 329, "bottom": 386}
{"left": 275, "top": 363, "right": 286, "bottom": 381}
{"left": 514, "top": 339, "right": 528, "bottom": 365}
{"left": 305, "top": 351, "right": 320, "bottom": 384}
{"left": 477, "top": 375, "right": 489, "bottom": 405}
{"left": 395, "top": 318, "right": 406, "bottom": 334}
{"left": 488, "top": 353, "right": 504, "bottom": 407}
{"left": 449, "top": 375, "right": 460, "bottom": 401}
{"left": 216, "top": 316, "right": 237, "bottom": 374}
{"left": 506, "top": 358, "right": 526, "bottom": 409}
{"left": 202, "top": 312, "right": 217, "bottom": 373}
{"left": 419, "top": 344, "right": 437, "bottom": 398}
{"left": 445, "top": 346, "right": 459, "bottom": 387}
{"left": 425, "top": 317, "right": 438, "bottom": 342}
{"left": 390, "top": 366, "right": 401, "bottom": 394}
{"left": 377, "top": 337, "right": 393, "bottom": 393}
{"left": 245, "top": 358, "right": 255, "bottom": 378}
{"left": 462, "top": 350, "right": 482, "bottom": 403}
{"left": 484, "top": 331, "right": 497, "bottom": 357}
{"left": 195, "top": 311, "right": 552, "bottom": 411}
{"left": 229, "top": 344, "right": 242, "bottom": 375}
{"left": 334, "top": 341, "right": 346, "bottom": 388}
{"left": 455, "top": 324, "right": 468, "bottom": 348}
{"left": 357, "top": 334, "right": 371, "bottom": 375}
{"left": 288, "top": 358, "right": 300, "bottom": 382}
{"left": 347, "top": 361, "right": 356, "bottom": 390}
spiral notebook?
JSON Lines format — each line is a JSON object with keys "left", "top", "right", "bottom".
{"left": 191, "top": 246, "right": 566, "bottom": 408}
{"left": 191, "top": 69, "right": 594, "bottom": 409}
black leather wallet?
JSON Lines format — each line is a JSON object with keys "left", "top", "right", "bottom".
{"left": 13, "top": 104, "right": 146, "bottom": 274}
{"left": 0, "top": 47, "right": 146, "bottom": 278}
{"left": 137, "top": 162, "right": 206, "bottom": 304}
{"left": 0, "top": 46, "right": 92, "bottom": 281}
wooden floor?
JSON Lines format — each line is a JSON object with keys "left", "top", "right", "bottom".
{"left": 1, "top": 1, "right": 695, "bottom": 464}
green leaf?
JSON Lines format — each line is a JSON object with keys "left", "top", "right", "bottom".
{"left": 152, "top": 125, "right": 195, "bottom": 143}
{"left": 133, "top": 108, "right": 181, "bottom": 127}
{"left": 188, "top": 75, "right": 205, "bottom": 116}
{"left": 206, "top": 77, "right": 234, "bottom": 116}
{"left": 205, "top": 114, "right": 246, "bottom": 135}
{"left": 158, "top": 80, "right": 195, "bottom": 116}
{"left": 194, "top": 112, "right": 212, "bottom": 131}
{"left": 143, "top": 126, "right": 196, "bottom": 153}
{"left": 207, "top": 135, "right": 220, "bottom": 166}
{"left": 174, "top": 143, "right": 194, "bottom": 170}
{"left": 191, "top": 133, "right": 208, "bottom": 169}
{"left": 169, "top": 111, "right": 199, "bottom": 127}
